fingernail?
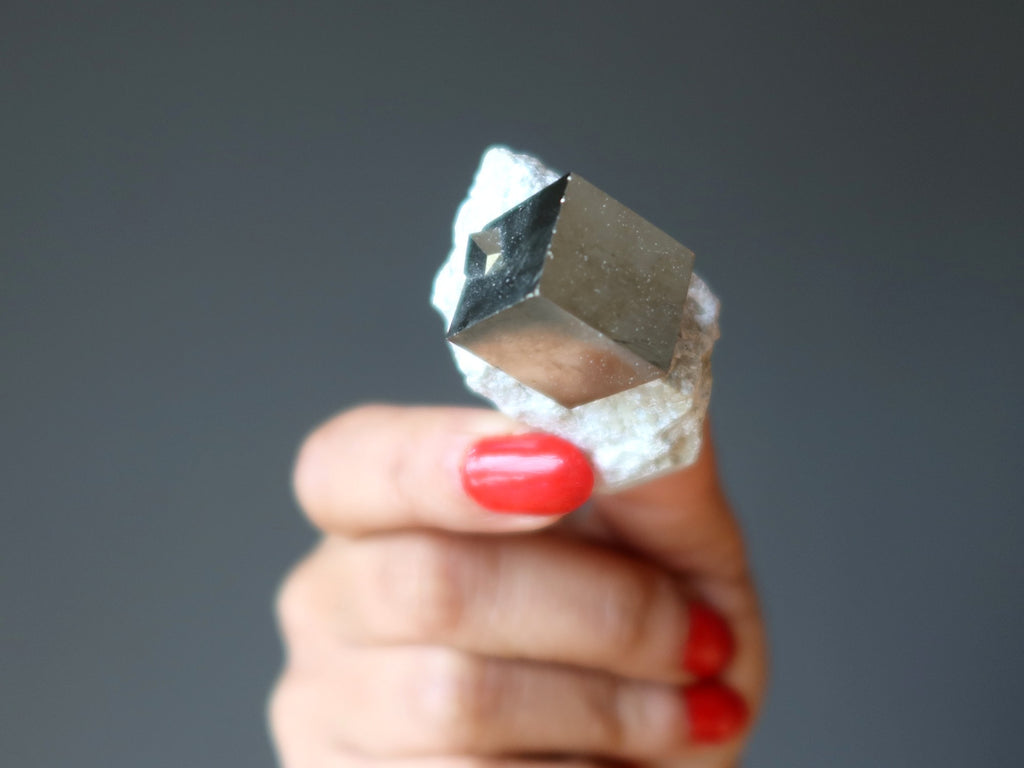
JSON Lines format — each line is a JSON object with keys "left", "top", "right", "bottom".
{"left": 682, "top": 601, "right": 735, "bottom": 678}
{"left": 461, "top": 433, "right": 594, "bottom": 515}
{"left": 682, "top": 681, "right": 748, "bottom": 744}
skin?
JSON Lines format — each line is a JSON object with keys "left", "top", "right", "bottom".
{"left": 269, "top": 405, "right": 767, "bottom": 768}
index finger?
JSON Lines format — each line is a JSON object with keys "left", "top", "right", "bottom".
{"left": 292, "top": 405, "right": 594, "bottom": 535}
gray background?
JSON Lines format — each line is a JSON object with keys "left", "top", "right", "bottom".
{"left": 3, "top": 2, "right": 1022, "bottom": 766}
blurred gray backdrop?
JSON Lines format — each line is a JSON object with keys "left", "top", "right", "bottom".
{"left": 3, "top": 2, "right": 1022, "bottom": 766}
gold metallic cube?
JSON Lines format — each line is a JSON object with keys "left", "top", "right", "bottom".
{"left": 447, "top": 174, "right": 695, "bottom": 408}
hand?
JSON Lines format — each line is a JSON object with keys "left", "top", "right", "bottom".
{"left": 269, "top": 405, "right": 767, "bottom": 768}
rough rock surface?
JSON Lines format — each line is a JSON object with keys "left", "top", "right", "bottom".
{"left": 432, "top": 146, "right": 720, "bottom": 491}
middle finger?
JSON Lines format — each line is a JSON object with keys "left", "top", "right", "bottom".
{"left": 281, "top": 532, "right": 734, "bottom": 683}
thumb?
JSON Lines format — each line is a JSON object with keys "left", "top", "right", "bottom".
{"left": 592, "top": 420, "right": 750, "bottom": 586}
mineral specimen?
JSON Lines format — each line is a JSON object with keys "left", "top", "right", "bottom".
{"left": 432, "top": 146, "right": 720, "bottom": 491}
{"left": 446, "top": 173, "right": 695, "bottom": 408}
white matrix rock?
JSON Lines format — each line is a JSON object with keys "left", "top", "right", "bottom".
{"left": 432, "top": 146, "right": 720, "bottom": 491}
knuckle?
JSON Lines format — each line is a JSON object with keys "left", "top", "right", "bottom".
{"left": 598, "top": 569, "right": 664, "bottom": 660}
{"left": 374, "top": 534, "right": 470, "bottom": 641}
{"left": 266, "top": 673, "right": 303, "bottom": 749}
{"left": 448, "top": 760, "right": 511, "bottom": 768}
{"left": 413, "top": 650, "right": 497, "bottom": 751}
{"left": 409, "top": 760, "right": 491, "bottom": 768}
{"left": 274, "top": 558, "right": 319, "bottom": 645}
{"left": 383, "top": 432, "right": 417, "bottom": 512}
{"left": 579, "top": 675, "right": 627, "bottom": 751}
{"left": 612, "top": 680, "right": 682, "bottom": 756}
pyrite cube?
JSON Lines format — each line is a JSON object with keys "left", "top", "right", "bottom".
{"left": 446, "top": 173, "right": 695, "bottom": 408}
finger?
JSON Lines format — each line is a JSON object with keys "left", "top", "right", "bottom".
{"left": 292, "top": 405, "right": 595, "bottom": 536}
{"left": 270, "top": 676, "right": 610, "bottom": 768}
{"left": 297, "top": 646, "right": 749, "bottom": 758}
{"left": 281, "top": 533, "right": 735, "bottom": 682}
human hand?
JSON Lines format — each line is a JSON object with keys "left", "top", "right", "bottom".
{"left": 269, "top": 405, "right": 766, "bottom": 768}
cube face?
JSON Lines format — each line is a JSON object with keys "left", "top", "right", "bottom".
{"left": 446, "top": 173, "right": 695, "bottom": 408}
{"left": 448, "top": 295, "right": 665, "bottom": 408}
{"left": 542, "top": 176, "right": 694, "bottom": 371}
{"left": 447, "top": 176, "right": 567, "bottom": 339}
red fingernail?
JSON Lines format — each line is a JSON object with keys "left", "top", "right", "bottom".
{"left": 682, "top": 681, "right": 748, "bottom": 744}
{"left": 682, "top": 601, "right": 735, "bottom": 678}
{"left": 461, "top": 433, "right": 594, "bottom": 515}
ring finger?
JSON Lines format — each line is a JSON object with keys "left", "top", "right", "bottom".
{"left": 274, "top": 646, "right": 746, "bottom": 760}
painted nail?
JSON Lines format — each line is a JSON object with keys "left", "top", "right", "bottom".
{"left": 461, "top": 433, "right": 594, "bottom": 514}
{"left": 682, "top": 681, "right": 749, "bottom": 744}
{"left": 682, "top": 601, "right": 735, "bottom": 678}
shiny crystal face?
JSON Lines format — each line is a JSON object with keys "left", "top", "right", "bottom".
{"left": 446, "top": 173, "right": 695, "bottom": 408}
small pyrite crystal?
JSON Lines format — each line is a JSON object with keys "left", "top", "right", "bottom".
{"left": 432, "top": 146, "right": 720, "bottom": 491}
{"left": 446, "top": 173, "right": 695, "bottom": 408}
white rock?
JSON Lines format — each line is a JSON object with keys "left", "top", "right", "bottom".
{"left": 432, "top": 146, "right": 720, "bottom": 491}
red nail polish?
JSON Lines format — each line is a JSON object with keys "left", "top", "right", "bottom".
{"left": 682, "top": 681, "right": 748, "bottom": 744}
{"left": 461, "top": 433, "right": 594, "bottom": 515}
{"left": 682, "top": 601, "right": 735, "bottom": 678}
